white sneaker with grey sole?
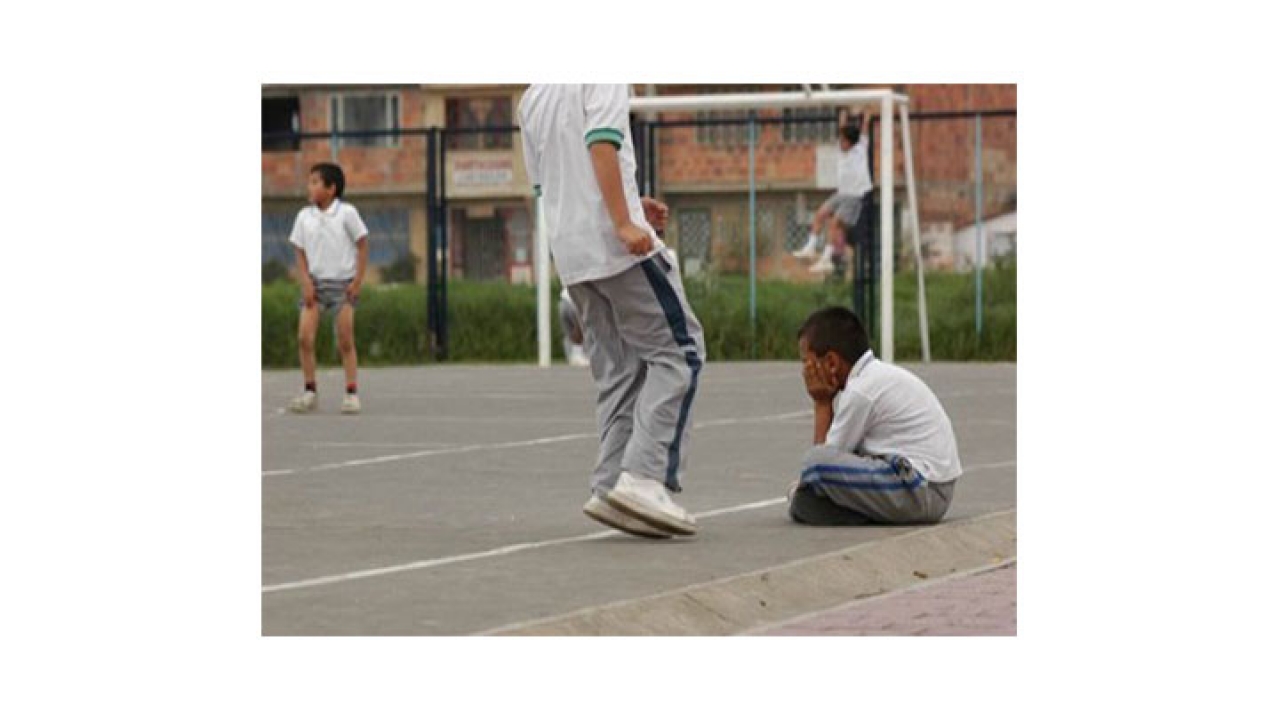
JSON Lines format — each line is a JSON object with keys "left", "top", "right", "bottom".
{"left": 341, "top": 394, "right": 361, "bottom": 414}
{"left": 603, "top": 471, "right": 697, "bottom": 536}
{"left": 583, "top": 494, "right": 672, "bottom": 539}
{"left": 289, "top": 390, "right": 318, "bottom": 413}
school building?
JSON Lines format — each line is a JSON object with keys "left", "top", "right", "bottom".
{"left": 261, "top": 84, "right": 1016, "bottom": 284}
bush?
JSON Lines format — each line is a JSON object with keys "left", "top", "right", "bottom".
{"left": 261, "top": 264, "right": 1015, "bottom": 367}
{"left": 379, "top": 253, "right": 418, "bottom": 284}
{"left": 262, "top": 259, "right": 290, "bottom": 284}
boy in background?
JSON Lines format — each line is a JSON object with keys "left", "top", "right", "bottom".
{"left": 559, "top": 288, "right": 590, "bottom": 367}
{"left": 793, "top": 111, "right": 872, "bottom": 275}
{"left": 520, "top": 84, "right": 703, "bottom": 539}
{"left": 791, "top": 307, "right": 962, "bottom": 525}
{"left": 288, "top": 163, "right": 369, "bottom": 415}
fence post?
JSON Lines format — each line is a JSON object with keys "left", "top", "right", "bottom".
{"left": 974, "top": 113, "right": 984, "bottom": 338}
{"left": 748, "top": 111, "right": 758, "bottom": 359}
{"left": 426, "top": 128, "right": 438, "bottom": 360}
{"left": 438, "top": 131, "right": 450, "bottom": 361}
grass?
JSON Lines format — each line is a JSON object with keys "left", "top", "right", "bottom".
{"left": 261, "top": 263, "right": 1015, "bottom": 367}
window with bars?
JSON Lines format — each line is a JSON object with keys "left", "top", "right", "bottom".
{"left": 330, "top": 93, "right": 401, "bottom": 149}
{"left": 362, "top": 208, "right": 411, "bottom": 265}
{"left": 695, "top": 110, "right": 753, "bottom": 147}
{"left": 675, "top": 208, "right": 711, "bottom": 273}
{"left": 446, "top": 97, "right": 513, "bottom": 150}
{"left": 782, "top": 107, "right": 838, "bottom": 144}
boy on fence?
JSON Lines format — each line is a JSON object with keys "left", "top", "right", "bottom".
{"left": 520, "top": 84, "right": 704, "bottom": 539}
{"left": 790, "top": 307, "right": 962, "bottom": 525}
{"left": 288, "top": 163, "right": 369, "bottom": 415}
{"left": 793, "top": 110, "right": 873, "bottom": 275}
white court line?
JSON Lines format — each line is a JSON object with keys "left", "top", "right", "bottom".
{"left": 261, "top": 458, "right": 1016, "bottom": 595}
{"left": 261, "top": 410, "right": 810, "bottom": 478}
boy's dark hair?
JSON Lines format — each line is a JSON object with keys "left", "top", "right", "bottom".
{"left": 310, "top": 162, "right": 346, "bottom": 198}
{"left": 839, "top": 121, "right": 861, "bottom": 145}
{"left": 798, "top": 306, "right": 870, "bottom": 363}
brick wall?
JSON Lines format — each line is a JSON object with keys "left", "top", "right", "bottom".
{"left": 261, "top": 87, "right": 429, "bottom": 199}
{"left": 650, "top": 84, "right": 1017, "bottom": 229}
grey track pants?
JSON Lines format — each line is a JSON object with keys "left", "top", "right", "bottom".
{"left": 790, "top": 444, "right": 957, "bottom": 525}
{"left": 567, "top": 251, "right": 706, "bottom": 494}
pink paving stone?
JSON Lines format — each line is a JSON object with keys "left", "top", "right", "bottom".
{"left": 761, "top": 563, "right": 1016, "bottom": 636}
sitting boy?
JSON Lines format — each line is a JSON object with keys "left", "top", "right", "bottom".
{"left": 791, "top": 307, "right": 962, "bottom": 525}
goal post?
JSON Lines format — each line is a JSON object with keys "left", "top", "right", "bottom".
{"left": 535, "top": 87, "right": 929, "bottom": 366}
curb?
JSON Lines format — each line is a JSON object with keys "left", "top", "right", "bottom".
{"left": 483, "top": 509, "right": 1016, "bottom": 636}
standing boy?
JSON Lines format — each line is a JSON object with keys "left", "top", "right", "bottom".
{"left": 791, "top": 307, "right": 962, "bottom": 525}
{"left": 288, "top": 163, "right": 369, "bottom": 415}
{"left": 520, "top": 84, "right": 704, "bottom": 539}
{"left": 793, "top": 111, "right": 873, "bottom": 275}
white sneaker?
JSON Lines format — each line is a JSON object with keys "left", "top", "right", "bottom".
{"left": 289, "top": 390, "right": 318, "bottom": 413}
{"left": 568, "top": 345, "right": 590, "bottom": 367}
{"left": 341, "top": 393, "right": 361, "bottom": 414}
{"left": 583, "top": 494, "right": 672, "bottom": 539}
{"left": 792, "top": 236, "right": 820, "bottom": 260}
{"left": 808, "top": 257, "right": 835, "bottom": 275}
{"left": 604, "top": 471, "right": 697, "bottom": 536}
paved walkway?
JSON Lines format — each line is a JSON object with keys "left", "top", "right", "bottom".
{"left": 759, "top": 562, "right": 1016, "bottom": 636}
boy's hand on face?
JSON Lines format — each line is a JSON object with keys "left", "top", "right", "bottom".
{"left": 641, "top": 198, "right": 669, "bottom": 233}
{"left": 617, "top": 223, "right": 655, "bottom": 256}
{"left": 803, "top": 356, "right": 840, "bottom": 406}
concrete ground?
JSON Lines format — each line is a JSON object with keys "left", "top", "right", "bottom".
{"left": 262, "top": 361, "right": 1016, "bottom": 635}
{"left": 756, "top": 562, "right": 1016, "bottom": 636}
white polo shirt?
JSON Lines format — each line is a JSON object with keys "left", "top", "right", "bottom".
{"left": 835, "top": 133, "right": 873, "bottom": 197}
{"left": 518, "top": 84, "right": 663, "bottom": 286}
{"left": 825, "top": 350, "right": 963, "bottom": 483}
{"left": 288, "top": 199, "right": 369, "bottom": 280}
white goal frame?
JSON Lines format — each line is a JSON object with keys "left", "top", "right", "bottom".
{"left": 535, "top": 88, "right": 930, "bottom": 366}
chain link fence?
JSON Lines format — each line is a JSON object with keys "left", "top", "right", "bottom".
{"left": 262, "top": 94, "right": 1015, "bottom": 363}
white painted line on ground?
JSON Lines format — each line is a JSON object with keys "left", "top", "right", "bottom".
{"left": 309, "top": 441, "right": 459, "bottom": 449}
{"left": 262, "top": 432, "right": 597, "bottom": 477}
{"left": 261, "top": 459, "right": 1016, "bottom": 595}
{"left": 263, "top": 496, "right": 764, "bottom": 594}
{"left": 262, "top": 410, "right": 810, "bottom": 478}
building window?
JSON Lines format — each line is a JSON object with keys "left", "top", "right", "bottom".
{"left": 330, "top": 93, "right": 400, "bottom": 149}
{"left": 363, "top": 208, "right": 412, "bottom": 266}
{"left": 675, "top": 208, "right": 711, "bottom": 275}
{"left": 446, "top": 97, "right": 513, "bottom": 150}
{"left": 782, "top": 107, "right": 837, "bottom": 144}
{"left": 262, "top": 97, "right": 300, "bottom": 151}
{"left": 262, "top": 211, "right": 296, "bottom": 266}
{"left": 695, "top": 110, "right": 751, "bottom": 147}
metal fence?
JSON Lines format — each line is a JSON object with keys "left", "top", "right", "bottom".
{"left": 262, "top": 107, "right": 1015, "bottom": 361}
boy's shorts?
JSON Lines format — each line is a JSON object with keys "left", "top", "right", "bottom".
{"left": 299, "top": 277, "right": 357, "bottom": 314}
{"left": 820, "top": 193, "right": 865, "bottom": 227}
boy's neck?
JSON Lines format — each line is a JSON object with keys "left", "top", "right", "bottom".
{"left": 316, "top": 197, "right": 336, "bottom": 211}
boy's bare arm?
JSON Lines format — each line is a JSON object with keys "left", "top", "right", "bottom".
{"left": 348, "top": 237, "right": 368, "bottom": 301}
{"left": 588, "top": 142, "right": 652, "bottom": 256}
{"left": 295, "top": 248, "right": 316, "bottom": 307}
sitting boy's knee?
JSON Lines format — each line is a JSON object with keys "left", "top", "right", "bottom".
{"left": 802, "top": 444, "right": 837, "bottom": 468}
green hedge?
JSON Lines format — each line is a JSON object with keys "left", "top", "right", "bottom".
{"left": 262, "top": 264, "right": 1015, "bottom": 366}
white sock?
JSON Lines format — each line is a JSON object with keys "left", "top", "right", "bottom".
{"left": 819, "top": 243, "right": 834, "bottom": 261}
